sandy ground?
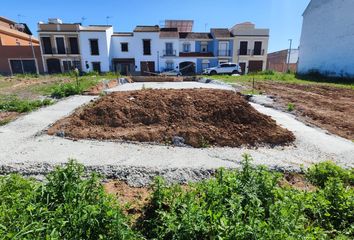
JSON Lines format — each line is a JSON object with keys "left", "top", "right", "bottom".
{"left": 0, "top": 83, "right": 353, "bottom": 186}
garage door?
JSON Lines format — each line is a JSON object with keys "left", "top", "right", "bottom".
{"left": 10, "top": 60, "right": 37, "bottom": 74}
{"left": 248, "top": 61, "right": 263, "bottom": 73}
{"left": 140, "top": 61, "right": 155, "bottom": 76}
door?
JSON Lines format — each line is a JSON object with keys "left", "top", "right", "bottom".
{"left": 92, "top": 62, "right": 101, "bottom": 73}
{"left": 56, "top": 37, "right": 66, "bottom": 54}
{"left": 140, "top": 61, "right": 155, "bottom": 75}
{"left": 248, "top": 61, "right": 263, "bottom": 73}
{"left": 46, "top": 59, "right": 61, "bottom": 74}
{"left": 253, "top": 41, "right": 262, "bottom": 55}
{"left": 63, "top": 61, "right": 72, "bottom": 72}
{"left": 239, "top": 62, "right": 246, "bottom": 75}
{"left": 9, "top": 60, "right": 36, "bottom": 74}
{"left": 218, "top": 42, "right": 229, "bottom": 56}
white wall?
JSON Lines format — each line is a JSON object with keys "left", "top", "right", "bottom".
{"left": 298, "top": 0, "right": 354, "bottom": 76}
{"left": 80, "top": 29, "right": 112, "bottom": 72}
{"left": 179, "top": 40, "right": 196, "bottom": 52}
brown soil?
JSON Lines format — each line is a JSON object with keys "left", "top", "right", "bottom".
{"left": 279, "top": 172, "right": 316, "bottom": 191}
{"left": 84, "top": 79, "right": 119, "bottom": 95}
{"left": 48, "top": 89, "right": 295, "bottom": 148}
{"left": 0, "top": 112, "right": 20, "bottom": 125}
{"left": 255, "top": 82, "right": 354, "bottom": 140}
{"left": 104, "top": 181, "right": 151, "bottom": 219}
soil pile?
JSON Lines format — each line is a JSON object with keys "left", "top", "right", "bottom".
{"left": 48, "top": 89, "right": 295, "bottom": 147}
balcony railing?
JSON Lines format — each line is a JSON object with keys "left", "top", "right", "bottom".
{"left": 252, "top": 49, "right": 265, "bottom": 56}
{"left": 43, "top": 47, "right": 80, "bottom": 55}
{"left": 238, "top": 49, "right": 265, "bottom": 56}
{"left": 217, "top": 49, "right": 231, "bottom": 57}
{"left": 163, "top": 50, "right": 176, "bottom": 56}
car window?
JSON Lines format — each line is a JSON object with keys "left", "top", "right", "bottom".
{"left": 220, "top": 64, "right": 229, "bottom": 68}
{"left": 229, "top": 64, "right": 236, "bottom": 67}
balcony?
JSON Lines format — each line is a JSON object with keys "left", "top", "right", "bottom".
{"left": 252, "top": 49, "right": 265, "bottom": 56}
{"left": 163, "top": 50, "right": 176, "bottom": 56}
{"left": 43, "top": 47, "right": 80, "bottom": 55}
{"left": 217, "top": 49, "right": 232, "bottom": 57}
{"left": 238, "top": 49, "right": 265, "bottom": 56}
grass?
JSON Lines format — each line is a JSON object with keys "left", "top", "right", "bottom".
{"left": 206, "top": 71, "right": 354, "bottom": 90}
{"left": 0, "top": 96, "right": 53, "bottom": 113}
{"left": 287, "top": 103, "right": 295, "bottom": 112}
{"left": 0, "top": 157, "right": 353, "bottom": 239}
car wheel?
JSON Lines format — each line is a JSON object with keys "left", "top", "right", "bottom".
{"left": 210, "top": 70, "right": 217, "bottom": 75}
{"left": 232, "top": 70, "right": 239, "bottom": 75}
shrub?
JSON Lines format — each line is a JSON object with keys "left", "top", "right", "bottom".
{"left": 139, "top": 155, "right": 327, "bottom": 239}
{"left": 287, "top": 103, "right": 295, "bottom": 111}
{"left": 0, "top": 96, "right": 53, "bottom": 113}
{"left": 0, "top": 160, "right": 140, "bottom": 239}
{"left": 50, "top": 82, "right": 83, "bottom": 98}
{"left": 306, "top": 161, "right": 354, "bottom": 187}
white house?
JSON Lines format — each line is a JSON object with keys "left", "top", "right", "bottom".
{"left": 298, "top": 0, "right": 354, "bottom": 77}
{"left": 79, "top": 25, "right": 113, "bottom": 72}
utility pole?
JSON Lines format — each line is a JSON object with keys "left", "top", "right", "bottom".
{"left": 106, "top": 16, "right": 112, "bottom": 26}
{"left": 287, "top": 39, "right": 293, "bottom": 72}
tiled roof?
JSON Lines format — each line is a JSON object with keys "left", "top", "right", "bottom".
{"left": 211, "top": 28, "right": 233, "bottom": 38}
{"left": 113, "top": 32, "right": 134, "bottom": 36}
{"left": 179, "top": 32, "right": 212, "bottom": 39}
{"left": 160, "top": 28, "right": 179, "bottom": 38}
{"left": 134, "top": 25, "right": 160, "bottom": 32}
{"left": 179, "top": 52, "right": 214, "bottom": 57}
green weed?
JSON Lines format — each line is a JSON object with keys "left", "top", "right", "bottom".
{"left": 287, "top": 103, "right": 295, "bottom": 111}
{"left": 0, "top": 96, "right": 53, "bottom": 113}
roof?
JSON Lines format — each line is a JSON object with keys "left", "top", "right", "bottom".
{"left": 80, "top": 25, "right": 112, "bottom": 32}
{"left": 160, "top": 28, "right": 179, "bottom": 38}
{"left": 165, "top": 20, "right": 194, "bottom": 32}
{"left": 134, "top": 25, "right": 160, "bottom": 32}
{"left": 211, "top": 28, "right": 233, "bottom": 38}
{"left": 179, "top": 52, "right": 214, "bottom": 57}
{"left": 112, "top": 32, "right": 134, "bottom": 37}
{"left": 0, "top": 16, "right": 15, "bottom": 24}
{"left": 179, "top": 32, "right": 212, "bottom": 39}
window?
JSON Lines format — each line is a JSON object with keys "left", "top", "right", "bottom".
{"left": 201, "top": 42, "right": 208, "bottom": 52}
{"left": 41, "top": 37, "right": 52, "bottom": 54}
{"left": 10, "top": 59, "right": 37, "bottom": 74}
{"left": 220, "top": 64, "right": 230, "bottom": 68}
{"left": 253, "top": 41, "right": 263, "bottom": 55}
{"left": 69, "top": 37, "right": 79, "bottom": 54}
{"left": 121, "top": 42, "right": 128, "bottom": 52}
{"left": 92, "top": 62, "right": 101, "bottom": 73}
{"left": 55, "top": 37, "right": 65, "bottom": 54}
{"left": 239, "top": 41, "right": 248, "bottom": 55}
{"left": 165, "top": 61, "right": 174, "bottom": 70}
{"left": 202, "top": 60, "right": 209, "bottom": 70}
{"left": 183, "top": 43, "right": 191, "bottom": 52}
{"left": 62, "top": 60, "right": 72, "bottom": 72}
{"left": 165, "top": 42, "right": 173, "bottom": 55}
{"left": 143, "top": 39, "right": 151, "bottom": 55}
{"left": 90, "top": 39, "right": 99, "bottom": 55}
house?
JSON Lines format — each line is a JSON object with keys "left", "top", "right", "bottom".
{"left": 230, "top": 22, "right": 269, "bottom": 74}
{"left": 38, "top": 19, "right": 112, "bottom": 73}
{"left": 0, "top": 16, "right": 44, "bottom": 75}
{"left": 298, "top": 0, "right": 354, "bottom": 77}
{"left": 267, "top": 49, "right": 299, "bottom": 73}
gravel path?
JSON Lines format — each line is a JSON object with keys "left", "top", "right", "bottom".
{"left": 0, "top": 92, "right": 353, "bottom": 186}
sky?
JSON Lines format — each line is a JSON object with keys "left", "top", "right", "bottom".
{"left": 2, "top": 0, "right": 310, "bottom": 52}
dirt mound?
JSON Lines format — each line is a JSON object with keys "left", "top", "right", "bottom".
{"left": 48, "top": 89, "right": 295, "bottom": 148}
{"left": 84, "top": 79, "right": 119, "bottom": 95}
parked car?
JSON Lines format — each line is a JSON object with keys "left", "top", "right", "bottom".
{"left": 203, "top": 63, "right": 241, "bottom": 75}
{"left": 160, "top": 70, "right": 182, "bottom": 76}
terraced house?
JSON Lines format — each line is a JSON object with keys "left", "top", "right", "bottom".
{"left": 0, "top": 16, "right": 43, "bottom": 75}
{"left": 38, "top": 19, "right": 269, "bottom": 75}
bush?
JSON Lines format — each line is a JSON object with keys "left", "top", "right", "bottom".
{"left": 287, "top": 103, "right": 295, "bottom": 111}
{"left": 0, "top": 160, "right": 140, "bottom": 239}
{"left": 306, "top": 161, "right": 354, "bottom": 187}
{"left": 0, "top": 96, "right": 53, "bottom": 113}
{"left": 139, "top": 155, "right": 328, "bottom": 239}
{"left": 50, "top": 82, "right": 83, "bottom": 98}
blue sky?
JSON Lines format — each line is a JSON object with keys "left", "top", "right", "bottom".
{"left": 3, "top": 0, "right": 310, "bottom": 52}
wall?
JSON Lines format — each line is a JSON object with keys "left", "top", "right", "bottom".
{"left": 298, "top": 0, "right": 354, "bottom": 76}
{"left": 80, "top": 29, "right": 112, "bottom": 72}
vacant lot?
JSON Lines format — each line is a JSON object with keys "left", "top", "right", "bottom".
{"left": 0, "top": 73, "right": 116, "bottom": 124}
{"left": 216, "top": 73, "right": 354, "bottom": 140}
{"left": 47, "top": 89, "right": 295, "bottom": 148}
